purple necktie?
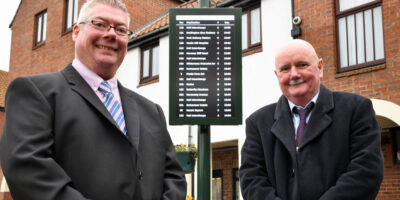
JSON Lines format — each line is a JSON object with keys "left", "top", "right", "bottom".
{"left": 293, "top": 103, "right": 314, "bottom": 146}
{"left": 98, "top": 81, "right": 127, "bottom": 135}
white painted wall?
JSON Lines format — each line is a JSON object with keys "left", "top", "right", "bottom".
{"left": 118, "top": 0, "right": 293, "bottom": 146}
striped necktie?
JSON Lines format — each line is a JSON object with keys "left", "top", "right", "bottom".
{"left": 98, "top": 81, "right": 127, "bottom": 135}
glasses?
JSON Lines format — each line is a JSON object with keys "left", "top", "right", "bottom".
{"left": 79, "top": 19, "right": 133, "bottom": 37}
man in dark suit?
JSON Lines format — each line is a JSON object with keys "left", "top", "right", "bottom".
{"left": 239, "top": 39, "right": 383, "bottom": 200}
{"left": 0, "top": 0, "right": 186, "bottom": 199}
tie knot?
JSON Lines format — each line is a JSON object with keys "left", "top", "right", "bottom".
{"left": 293, "top": 102, "right": 314, "bottom": 120}
{"left": 98, "top": 81, "right": 112, "bottom": 94}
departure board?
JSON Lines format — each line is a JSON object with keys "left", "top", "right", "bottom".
{"left": 169, "top": 8, "right": 242, "bottom": 125}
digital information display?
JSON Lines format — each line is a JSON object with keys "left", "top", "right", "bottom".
{"left": 169, "top": 8, "right": 242, "bottom": 125}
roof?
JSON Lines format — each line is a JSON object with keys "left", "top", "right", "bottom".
{"left": 0, "top": 70, "right": 9, "bottom": 108}
{"left": 130, "top": 0, "right": 228, "bottom": 41}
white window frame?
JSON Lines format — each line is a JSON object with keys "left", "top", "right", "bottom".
{"left": 336, "top": 0, "right": 385, "bottom": 72}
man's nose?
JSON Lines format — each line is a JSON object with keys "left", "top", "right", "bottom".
{"left": 289, "top": 66, "right": 300, "bottom": 78}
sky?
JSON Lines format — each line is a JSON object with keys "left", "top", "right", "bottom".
{"left": 0, "top": 0, "right": 21, "bottom": 71}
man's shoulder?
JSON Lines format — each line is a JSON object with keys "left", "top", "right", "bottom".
{"left": 10, "top": 71, "right": 64, "bottom": 89}
{"left": 331, "top": 90, "right": 370, "bottom": 105}
{"left": 247, "top": 102, "right": 278, "bottom": 123}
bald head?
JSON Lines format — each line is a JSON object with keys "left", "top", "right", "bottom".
{"left": 275, "top": 39, "right": 319, "bottom": 69}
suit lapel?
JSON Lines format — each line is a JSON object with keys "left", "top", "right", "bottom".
{"left": 118, "top": 84, "right": 140, "bottom": 152}
{"left": 271, "top": 95, "right": 297, "bottom": 157}
{"left": 61, "top": 65, "right": 129, "bottom": 141}
{"left": 299, "top": 85, "right": 334, "bottom": 148}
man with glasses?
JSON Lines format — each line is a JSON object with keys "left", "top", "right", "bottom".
{"left": 0, "top": 0, "right": 187, "bottom": 199}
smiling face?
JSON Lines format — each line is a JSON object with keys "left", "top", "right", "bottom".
{"left": 72, "top": 3, "right": 128, "bottom": 80}
{"left": 274, "top": 39, "right": 323, "bottom": 106}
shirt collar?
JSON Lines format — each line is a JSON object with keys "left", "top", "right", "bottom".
{"left": 72, "top": 58, "right": 118, "bottom": 92}
{"left": 288, "top": 90, "right": 320, "bottom": 114}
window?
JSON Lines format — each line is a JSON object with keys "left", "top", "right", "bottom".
{"left": 392, "top": 127, "right": 400, "bottom": 164}
{"left": 336, "top": 0, "right": 385, "bottom": 72}
{"left": 140, "top": 42, "right": 160, "bottom": 84}
{"left": 65, "top": 0, "right": 79, "bottom": 31}
{"left": 212, "top": 169, "right": 223, "bottom": 200}
{"left": 35, "top": 10, "right": 47, "bottom": 46}
{"left": 233, "top": 168, "right": 240, "bottom": 200}
{"left": 241, "top": 2, "right": 262, "bottom": 53}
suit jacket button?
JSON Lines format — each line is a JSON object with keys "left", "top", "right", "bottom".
{"left": 292, "top": 169, "right": 295, "bottom": 177}
{"left": 138, "top": 171, "right": 143, "bottom": 180}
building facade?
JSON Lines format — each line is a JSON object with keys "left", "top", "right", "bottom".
{"left": 2, "top": 0, "right": 399, "bottom": 199}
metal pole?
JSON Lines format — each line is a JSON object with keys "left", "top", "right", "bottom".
{"left": 197, "top": 1, "right": 211, "bottom": 200}
{"left": 197, "top": 124, "right": 210, "bottom": 200}
{"left": 198, "top": 0, "right": 210, "bottom": 8}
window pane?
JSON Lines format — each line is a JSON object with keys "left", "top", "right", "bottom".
{"left": 364, "top": 9, "right": 374, "bottom": 62}
{"left": 356, "top": 12, "right": 365, "bottom": 64}
{"left": 338, "top": 18, "right": 348, "bottom": 68}
{"left": 250, "top": 7, "right": 261, "bottom": 45}
{"left": 67, "top": 0, "right": 73, "bottom": 28}
{"left": 43, "top": 13, "right": 47, "bottom": 41}
{"left": 347, "top": 15, "right": 357, "bottom": 66}
{"left": 212, "top": 177, "right": 222, "bottom": 200}
{"left": 143, "top": 49, "right": 150, "bottom": 77}
{"left": 339, "top": 0, "right": 374, "bottom": 12}
{"left": 37, "top": 15, "right": 42, "bottom": 43}
{"left": 152, "top": 45, "right": 159, "bottom": 76}
{"left": 73, "top": 0, "right": 78, "bottom": 25}
{"left": 241, "top": 13, "right": 248, "bottom": 50}
{"left": 373, "top": 6, "right": 384, "bottom": 60}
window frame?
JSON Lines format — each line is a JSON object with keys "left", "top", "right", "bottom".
{"left": 64, "top": 0, "right": 79, "bottom": 33}
{"left": 232, "top": 168, "right": 240, "bottom": 200}
{"left": 212, "top": 169, "right": 223, "bottom": 200}
{"left": 139, "top": 41, "right": 160, "bottom": 85}
{"left": 241, "top": 1, "right": 262, "bottom": 54}
{"left": 391, "top": 127, "right": 400, "bottom": 164}
{"left": 34, "top": 10, "right": 48, "bottom": 47}
{"left": 335, "top": 0, "right": 385, "bottom": 73}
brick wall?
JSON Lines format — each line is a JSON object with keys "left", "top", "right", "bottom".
{"left": 294, "top": 0, "right": 400, "bottom": 199}
{"left": 379, "top": 130, "right": 400, "bottom": 199}
{"left": 212, "top": 147, "right": 238, "bottom": 200}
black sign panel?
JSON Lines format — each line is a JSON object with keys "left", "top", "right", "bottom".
{"left": 169, "top": 8, "right": 242, "bottom": 125}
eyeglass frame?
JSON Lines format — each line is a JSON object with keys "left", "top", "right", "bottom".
{"left": 78, "top": 19, "right": 133, "bottom": 37}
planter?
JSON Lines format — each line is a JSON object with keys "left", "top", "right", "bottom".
{"left": 176, "top": 151, "right": 196, "bottom": 173}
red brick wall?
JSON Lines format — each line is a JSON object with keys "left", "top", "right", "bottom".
{"left": 294, "top": 0, "right": 400, "bottom": 199}
{"left": 9, "top": 0, "right": 180, "bottom": 81}
{"left": 212, "top": 147, "right": 238, "bottom": 200}
{"left": 379, "top": 130, "right": 400, "bottom": 199}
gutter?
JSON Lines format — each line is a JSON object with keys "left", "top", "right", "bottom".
{"left": 128, "top": 25, "right": 169, "bottom": 50}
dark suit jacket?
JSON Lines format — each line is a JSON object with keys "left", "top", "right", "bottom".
{"left": 0, "top": 64, "right": 187, "bottom": 200}
{"left": 239, "top": 85, "right": 383, "bottom": 200}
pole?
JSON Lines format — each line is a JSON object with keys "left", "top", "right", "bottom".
{"left": 197, "top": 124, "right": 210, "bottom": 200}
{"left": 197, "top": 1, "right": 211, "bottom": 200}
{"left": 198, "top": 0, "right": 210, "bottom": 8}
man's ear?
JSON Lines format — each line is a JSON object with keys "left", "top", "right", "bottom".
{"left": 72, "top": 24, "right": 80, "bottom": 42}
{"left": 318, "top": 58, "right": 324, "bottom": 78}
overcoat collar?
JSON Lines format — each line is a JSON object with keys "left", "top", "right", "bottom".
{"left": 271, "top": 84, "right": 334, "bottom": 153}
{"left": 61, "top": 64, "right": 140, "bottom": 152}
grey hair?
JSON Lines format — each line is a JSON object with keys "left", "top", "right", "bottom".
{"left": 77, "top": 0, "right": 130, "bottom": 28}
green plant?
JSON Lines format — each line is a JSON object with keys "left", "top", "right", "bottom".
{"left": 175, "top": 144, "right": 197, "bottom": 159}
